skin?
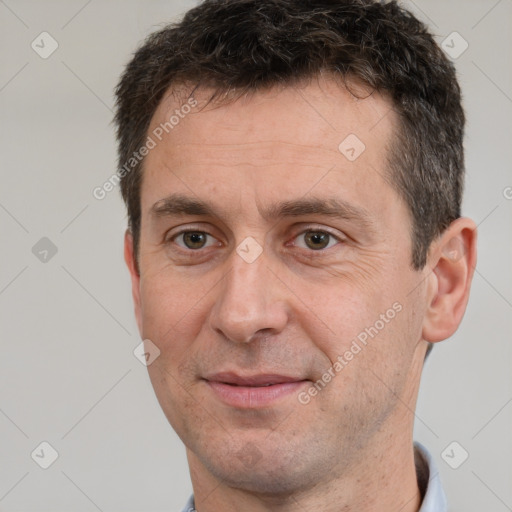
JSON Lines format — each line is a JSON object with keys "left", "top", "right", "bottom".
{"left": 124, "top": 75, "right": 477, "bottom": 512}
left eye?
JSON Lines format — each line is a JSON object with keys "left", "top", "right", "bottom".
{"left": 294, "top": 230, "right": 340, "bottom": 251}
{"left": 174, "top": 231, "right": 218, "bottom": 250}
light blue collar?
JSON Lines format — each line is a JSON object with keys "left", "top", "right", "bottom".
{"left": 416, "top": 441, "right": 447, "bottom": 511}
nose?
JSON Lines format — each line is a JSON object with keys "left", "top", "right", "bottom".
{"left": 208, "top": 246, "right": 289, "bottom": 344}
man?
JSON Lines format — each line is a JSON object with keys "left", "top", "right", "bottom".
{"left": 114, "top": 1, "right": 477, "bottom": 510}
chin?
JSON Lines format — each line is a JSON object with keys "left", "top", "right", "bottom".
{"left": 207, "top": 460, "right": 309, "bottom": 496}
{"left": 195, "top": 435, "right": 331, "bottom": 497}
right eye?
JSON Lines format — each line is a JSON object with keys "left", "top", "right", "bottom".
{"left": 171, "top": 230, "right": 220, "bottom": 250}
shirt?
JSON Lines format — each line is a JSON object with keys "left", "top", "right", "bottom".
{"left": 180, "top": 442, "right": 446, "bottom": 512}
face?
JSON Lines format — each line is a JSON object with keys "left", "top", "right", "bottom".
{"left": 127, "top": 77, "right": 432, "bottom": 494}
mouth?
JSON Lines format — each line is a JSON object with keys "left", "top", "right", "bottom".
{"left": 203, "top": 372, "right": 309, "bottom": 408}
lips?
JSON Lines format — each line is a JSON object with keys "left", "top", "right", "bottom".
{"left": 206, "top": 372, "right": 302, "bottom": 387}
{"left": 203, "top": 372, "right": 309, "bottom": 408}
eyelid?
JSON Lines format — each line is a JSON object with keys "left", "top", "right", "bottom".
{"left": 288, "top": 224, "right": 347, "bottom": 244}
{"left": 164, "top": 223, "right": 217, "bottom": 241}
{"left": 164, "top": 225, "right": 223, "bottom": 250}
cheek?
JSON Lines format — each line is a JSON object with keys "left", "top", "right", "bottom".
{"left": 308, "top": 268, "right": 419, "bottom": 378}
{"left": 304, "top": 279, "right": 386, "bottom": 359}
{"left": 138, "top": 271, "right": 211, "bottom": 357}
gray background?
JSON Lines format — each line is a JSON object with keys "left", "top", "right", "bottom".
{"left": 0, "top": 0, "right": 511, "bottom": 510}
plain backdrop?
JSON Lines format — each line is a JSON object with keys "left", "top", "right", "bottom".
{"left": 0, "top": 1, "right": 511, "bottom": 511}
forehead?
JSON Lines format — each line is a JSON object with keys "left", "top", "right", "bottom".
{"left": 141, "top": 75, "right": 402, "bottom": 222}
{"left": 149, "top": 76, "right": 395, "bottom": 154}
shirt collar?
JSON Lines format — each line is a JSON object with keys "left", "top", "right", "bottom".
{"left": 180, "top": 494, "right": 195, "bottom": 512}
{"left": 415, "top": 441, "right": 447, "bottom": 512}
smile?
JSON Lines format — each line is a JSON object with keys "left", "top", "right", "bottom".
{"left": 203, "top": 373, "right": 309, "bottom": 408}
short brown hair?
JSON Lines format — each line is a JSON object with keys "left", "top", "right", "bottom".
{"left": 114, "top": 0, "right": 465, "bottom": 270}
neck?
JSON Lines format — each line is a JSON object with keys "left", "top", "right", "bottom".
{"left": 187, "top": 433, "right": 421, "bottom": 512}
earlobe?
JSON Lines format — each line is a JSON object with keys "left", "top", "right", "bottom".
{"left": 422, "top": 218, "right": 477, "bottom": 343}
{"left": 124, "top": 230, "right": 143, "bottom": 336}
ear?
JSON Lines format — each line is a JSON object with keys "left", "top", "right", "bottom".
{"left": 124, "top": 230, "right": 143, "bottom": 336}
{"left": 422, "top": 218, "right": 477, "bottom": 343}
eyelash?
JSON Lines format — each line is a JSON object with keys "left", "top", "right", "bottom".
{"left": 170, "top": 230, "right": 219, "bottom": 251}
{"left": 166, "top": 226, "right": 344, "bottom": 254}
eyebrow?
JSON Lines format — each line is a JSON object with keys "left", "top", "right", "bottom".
{"left": 151, "top": 194, "right": 216, "bottom": 217}
{"left": 150, "top": 193, "right": 375, "bottom": 229}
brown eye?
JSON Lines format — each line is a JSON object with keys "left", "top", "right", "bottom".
{"left": 178, "top": 231, "right": 210, "bottom": 249}
{"left": 304, "top": 231, "right": 332, "bottom": 250}
{"left": 293, "top": 230, "right": 340, "bottom": 251}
